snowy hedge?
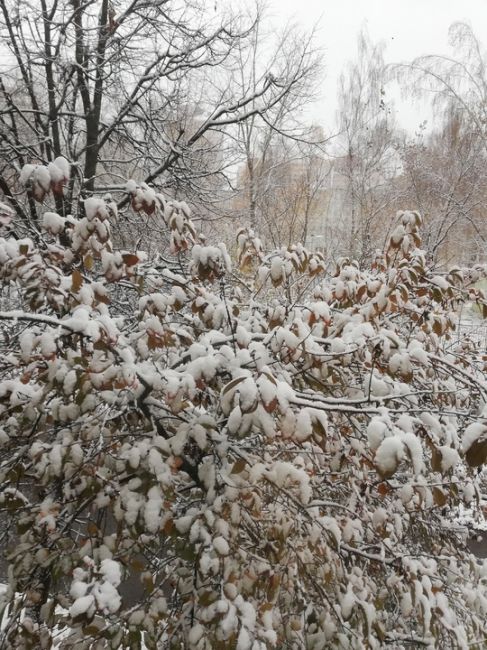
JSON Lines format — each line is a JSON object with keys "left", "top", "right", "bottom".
{"left": 0, "top": 162, "right": 487, "bottom": 648}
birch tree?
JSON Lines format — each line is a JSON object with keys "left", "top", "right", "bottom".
{"left": 334, "top": 31, "right": 401, "bottom": 264}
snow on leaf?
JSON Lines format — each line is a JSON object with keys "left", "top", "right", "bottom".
{"left": 375, "top": 437, "right": 404, "bottom": 478}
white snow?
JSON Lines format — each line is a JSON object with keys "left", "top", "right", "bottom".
{"left": 439, "top": 446, "right": 460, "bottom": 472}
{"left": 462, "top": 422, "right": 487, "bottom": 453}
{"left": 213, "top": 536, "right": 230, "bottom": 555}
{"left": 43, "top": 212, "right": 66, "bottom": 235}
{"left": 367, "top": 418, "right": 388, "bottom": 451}
{"left": 375, "top": 437, "right": 404, "bottom": 476}
{"left": 99, "top": 558, "right": 121, "bottom": 586}
{"left": 69, "top": 594, "right": 95, "bottom": 618}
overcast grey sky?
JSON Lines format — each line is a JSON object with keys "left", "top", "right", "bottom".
{"left": 267, "top": 0, "right": 487, "bottom": 133}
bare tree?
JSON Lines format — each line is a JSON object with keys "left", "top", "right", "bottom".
{"left": 395, "top": 21, "right": 487, "bottom": 265}
{"left": 0, "top": 0, "right": 321, "bottom": 237}
{"left": 235, "top": 135, "right": 331, "bottom": 248}
{"left": 229, "top": 1, "right": 324, "bottom": 239}
{"left": 397, "top": 22, "right": 487, "bottom": 153}
{"left": 400, "top": 107, "right": 487, "bottom": 266}
{"left": 333, "top": 30, "right": 401, "bottom": 264}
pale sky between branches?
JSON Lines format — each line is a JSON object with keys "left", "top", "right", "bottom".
{"left": 266, "top": 0, "right": 487, "bottom": 133}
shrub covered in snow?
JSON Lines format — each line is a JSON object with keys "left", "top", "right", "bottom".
{"left": 1, "top": 169, "right": 487, "bottom": 648}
